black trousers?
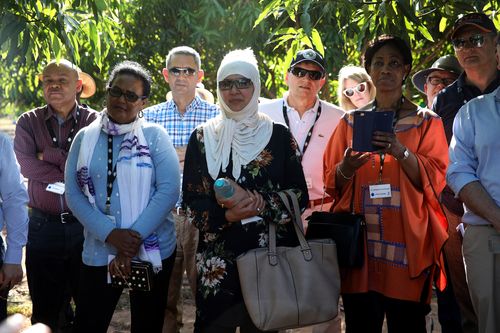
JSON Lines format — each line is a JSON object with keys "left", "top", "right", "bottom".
{"left": 26, "top": 212, "right": 83, "bottom": 332}
{"left": 73, "top": 252, "right": 175, "bottom": 333}
{"left": 0, "top": 237, "right": 7, "bottom": 322}
{"left": 342, "top": 291, "right": 430, "bottom": 333}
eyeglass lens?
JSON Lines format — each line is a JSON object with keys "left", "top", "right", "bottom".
{"left": 108, "top": 86, "right": 143, "bottom": 102}
{"left": 427, "top": 77, "right": 456, "bottom": 86}
{"left": 290, "top": 67, "right": 324, "bottom": 81}
{"left": 218, "top": 78, "right": 253, "bottom": 91}
{"left": 452, "top": 34, "right": 491, "bottom": 50}
{"left": 344, "top": 82, "right": 367, "bottom": 97}
{"left": 169, "top": 67, "right": 196, "bottom": 77}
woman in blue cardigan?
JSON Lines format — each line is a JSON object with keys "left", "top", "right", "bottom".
{"left": 65, "top": 61, "right": 180, "bottom": 333}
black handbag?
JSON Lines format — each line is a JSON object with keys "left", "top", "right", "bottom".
{"left": 110, "top": 260, "right": 154, "bottom": 291}
{"left": 306, "top": 176, "right": 366, "bottom": 268}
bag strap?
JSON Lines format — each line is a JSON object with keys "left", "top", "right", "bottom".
{"left": 268, "top": 191, "right": 312, "bottom": 267}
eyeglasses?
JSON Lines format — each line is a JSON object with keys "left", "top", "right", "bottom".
{"left": 452, "top": 33, "right": 495, "bottom": 50}
{"left": 107, "top": 86, "right": 146, "bottom": 103}
{"left": 218, "top": 78, "right": 253, "bottom": 91}
{"left": 289, "top": 67, "right": 324, "bottom": 81}
{"left": 427, "top": 76, "right": 456, "bottom": 86}
{"left": 343, "top": 82, "right": 368, "bottom": 98}
{"left": 168, "top": 67, "right": 197, "bottom": 77}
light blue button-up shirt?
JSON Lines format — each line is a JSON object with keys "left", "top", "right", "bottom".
{"left": 447, "top": 86, "right": 500, "bottom": 226}
{"left": 0, "top": 133, "right": 29, "bottom": 264}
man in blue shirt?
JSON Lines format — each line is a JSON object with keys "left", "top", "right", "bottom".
{"left": 144, "top": 46, "right": 219, "bottom": 333}
{"left": 0, "top": 133, "right": 29, "bottom": 322}
{"left": 447, "top": 32, "right": 500, "bottom": 333}
{"left": 433, "top": 13, "right": 499, "bottom": 333}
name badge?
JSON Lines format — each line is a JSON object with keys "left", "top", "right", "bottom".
{"left": 369, "top": 184, "right": 391, "bottom": 199}
{"left": 46, "top": 182, "right": 65, "bottom": 195}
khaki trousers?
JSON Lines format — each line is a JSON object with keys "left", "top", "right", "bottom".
{"left": 463, "top": 224, "right": 500, "bottom": 333}
{"left": 163, "top": 211, "right": 199, "bottom": 333}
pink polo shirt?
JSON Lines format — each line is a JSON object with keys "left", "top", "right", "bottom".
{"left": 259, "top": 94, "right": 344, "bottom": 226}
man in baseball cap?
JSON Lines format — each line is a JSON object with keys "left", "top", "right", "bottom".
{"left": 412, "top": 55, "right": 463, "bottom": 108}
{"left": 433, "top": 13, "right": 499, "bottom": 333}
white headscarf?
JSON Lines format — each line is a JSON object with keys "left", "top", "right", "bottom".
{"left": 203, "top": 48, "right": 273, "bottom": 180}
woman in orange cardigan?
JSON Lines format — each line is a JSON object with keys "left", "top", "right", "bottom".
{"left": 323, "top": 35, "right": 448, "bottom": 333}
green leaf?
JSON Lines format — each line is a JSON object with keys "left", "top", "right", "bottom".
{"left": 417, "top": 25, "right": 434, "bottom": 42}
{"left": 254, "top": 0, "right": 281, "bottom": 27}
{"left": 310, "top": 29, "right": 324, "bottom": 55}
{"left": 439, "top": 17, "right": 447, "bottom": 33}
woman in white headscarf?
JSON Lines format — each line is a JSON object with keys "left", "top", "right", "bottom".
{"left": 182, "top": 49, "right": 309, "bottom": 333}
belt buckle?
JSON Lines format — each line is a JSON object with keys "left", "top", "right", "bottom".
{"left": 60, "top": 212, "right": 70, "bottom": 224}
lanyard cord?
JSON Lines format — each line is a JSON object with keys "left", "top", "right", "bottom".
{"left": 106, "top": 134, "right": 117, "bottom": 214}
{"left": 282, "top": 101, "right": 322, "bottom": 160}
{"left": 46, "top": 109, "right": 80, "bottom": 151}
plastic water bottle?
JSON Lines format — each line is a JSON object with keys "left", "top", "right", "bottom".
{"left": 214, "top": 178, "right": 234, "bottom": 198}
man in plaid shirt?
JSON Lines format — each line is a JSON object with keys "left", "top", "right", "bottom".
{"left": 144, "top": 46, "right": 219, "bottom": 333}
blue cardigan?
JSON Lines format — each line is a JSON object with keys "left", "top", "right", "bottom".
{"left": 65, "top": 122, "right": 179, "bottom": 266}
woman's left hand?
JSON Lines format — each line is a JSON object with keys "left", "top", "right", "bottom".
{"left": 225, "top": 190, "right": 266, "bottom": 223}
{"left": 372, "top": 131, "right": 406, "bottom": 159}
{"left": 109, "top": 254, "right": 133, "bottom": 278}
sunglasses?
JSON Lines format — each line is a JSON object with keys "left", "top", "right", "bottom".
{"left": 168, "top": 67, "right": 197, "bottom": 77}
{"left": 451, "top": 33, "right": 495, "bottom": 50}
{"left": 427, "top": 76, "right": 456, "bottom": 86}
{"left": 107, "top": 86, "right": 146, "bottom": 103}
{"left": 343, "top": 82, "right": 368, "bottom": 98}
{"left": 289, "top": 67, "right": 324, "bottom": 81}
{"left": 218, "top": 78, "right": 253, "bottom": 91}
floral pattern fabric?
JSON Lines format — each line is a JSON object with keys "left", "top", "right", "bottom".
{"left": 183, "top": 123, "right": 308, "bottom": 328}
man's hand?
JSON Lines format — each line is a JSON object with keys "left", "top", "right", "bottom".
{"left": 0, "top": 264, "right": 23, "bottom": 290}
{"left": 105, "top": 229, "right": 142, "bottom": 258}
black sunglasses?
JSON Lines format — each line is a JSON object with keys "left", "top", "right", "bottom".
{"left": 168, "top": 67, "right": 197, "bottom": 77}
{"left": 218, "top": 78, "right": 253, "bottom": 91}
{"left": 452, "top": 33, "right": 495, "bottom": 50}
{"left": 289, "top": 67, "right": 324, "bottom": 81}
{"left": 107, "top": 86, "right": 146, "bottom": 103}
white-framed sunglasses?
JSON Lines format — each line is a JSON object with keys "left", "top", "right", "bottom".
{"left": 343, "top": 82, "right": 368, "bottom": 98}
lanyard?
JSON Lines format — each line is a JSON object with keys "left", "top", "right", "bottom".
{"left": 106, "top": 134, "right": 117, "bottom": 214}
{"left": 371, "top": 96, "right": 404, "bottom": 183}
{"left": 45, "top": 109, "right": 80, "bottom": 151}
{"left": 282, "top": 101, "right": 322, "bottom": 159}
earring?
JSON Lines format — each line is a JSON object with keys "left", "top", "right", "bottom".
{"left": 138, "top": 110, "right": 144, "bottom": 118}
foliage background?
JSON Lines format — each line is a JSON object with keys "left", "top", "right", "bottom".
{"left": 0, "top": 0, "right": 499, "bottom": 116}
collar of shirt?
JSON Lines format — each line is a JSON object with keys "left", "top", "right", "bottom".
{"left": 457, "top": 70, "right": 500, "bottom": 97}
{"left": 167, "top": 95, "right": 202, "bottom": 116}
{"left": 46, "top": 103, "right": 79, "bottom": 123}
{"left": 283, "top": 91, "right": 320, "bottom": 116}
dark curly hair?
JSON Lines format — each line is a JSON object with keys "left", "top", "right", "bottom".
{"left": 107, "top": 60, "right": 152, "bottom": 98}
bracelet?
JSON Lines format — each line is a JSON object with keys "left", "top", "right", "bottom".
{"left": 337, "top": 165, "right": 354, "bottom": 180}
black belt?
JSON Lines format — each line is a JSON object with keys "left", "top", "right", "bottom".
{"left": 30, "top": 208, "right": 78, "bottom": 224}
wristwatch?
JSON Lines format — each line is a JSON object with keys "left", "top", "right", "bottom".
{"left": 397, "top": 147, "right": 410, "bottom": 161}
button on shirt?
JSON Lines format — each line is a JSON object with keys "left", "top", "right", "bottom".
{"left": 143, "top": 95, "right": 219, "bottom": 147}
{"left": 282, "top": 95, "right": 320, "bottom": 152}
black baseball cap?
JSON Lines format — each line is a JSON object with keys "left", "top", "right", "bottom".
{"left": 289, "top": 49, "right": 325, "bottom": 72}
{"left": 451, "top": 13, "right": 497, "bottom": 39}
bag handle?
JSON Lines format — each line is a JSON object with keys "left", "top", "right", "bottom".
{"left": 268, "top": 191, "right": 312, "bottom": 267}
{"left": 322, "top": 174, "right": 357, "bottom": 214}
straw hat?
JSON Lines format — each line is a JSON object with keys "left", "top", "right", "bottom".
{"left": 79, "top": 71, "right": 96, "bottom": 99}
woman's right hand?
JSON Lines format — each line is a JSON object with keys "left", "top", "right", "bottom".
{"left": 339, "top": 147, "right": 371, "bottom": 178}
{"left": 105, "top": 229, "right": 142, "bottom": 258}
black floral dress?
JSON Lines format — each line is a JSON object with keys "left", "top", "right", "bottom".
{"left": 182, "top": 123, "right": 308, "bottom": 329}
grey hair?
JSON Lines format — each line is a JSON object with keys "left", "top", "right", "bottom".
{"left": 166, "top": 46, "right": 201, "bottom": 69}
